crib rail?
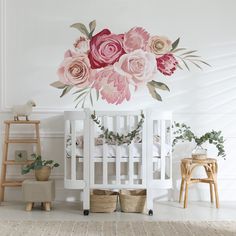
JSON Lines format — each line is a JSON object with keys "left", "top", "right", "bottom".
{"left": 89, "top": 110, "right": 147, "bottom": 189}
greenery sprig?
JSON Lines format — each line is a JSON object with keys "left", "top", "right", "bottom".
{"left": 91, "top": 111, "right": 145, "bottom": 145}
{"left": 21, "top": 154, "right": 60, "bottom": 175}
{"left": 172, "top": 122, "right": 226, "bottom": 158}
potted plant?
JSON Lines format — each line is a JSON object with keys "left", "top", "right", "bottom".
{"left": 173, "top": 122, "right": 226, "bottom": 159}
{"left": 21, "top": 154, "right": 60, "bottom": 181}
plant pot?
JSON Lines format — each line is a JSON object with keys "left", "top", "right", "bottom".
{"left": 35, "top": 166, "right": 51, "bottom": 181}
{"left": 192, "top": 145, "right": 207, "bottom": 160}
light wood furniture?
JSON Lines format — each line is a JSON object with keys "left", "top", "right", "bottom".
{"left": 22, "top": 179, "right": 55, "bottom": 211}
{"left": 0, "top": 120, "right": 41, "bottom": 202}
{"left": 179, "top": 158, "right": 219, "bottom": 209}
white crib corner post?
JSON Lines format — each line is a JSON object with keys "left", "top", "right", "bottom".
{"left": 146, "top": 109, "right": 154, "bottom": 213}
{"left": 141, "top": 110, "right": 147, "bottom": 187}
{"left": 160, "top": 120, "right": 166, "bottom": 181}
{"left": 64, "top": 118, "right": 68, "bottom": 184}
{"left": 83, "top": 108, "right": 90, "bottom": 212}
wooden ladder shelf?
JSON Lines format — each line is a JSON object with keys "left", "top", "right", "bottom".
{"left": 0, "top": 120, "right": 41, "bottom": 202}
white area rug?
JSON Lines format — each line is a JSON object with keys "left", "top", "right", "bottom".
{"left": 0, "top": 221, "right": 235, "bottom": 236}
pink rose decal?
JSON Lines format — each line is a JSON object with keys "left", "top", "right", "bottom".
{"left": 52, "top": 20, "right": 208, "bottom": 106}
{"left": 115, "top": 49, "right": 156, "bottom": 84}
{"left": 88, "top": 29, "right": 126, "bottom": 69}
{"left": 123, "top": 27, "right": 150, "bottom": 53}
{"left": 57, "top": 50, "right": 91, "bottom": 88}
{"left": 156, "top": 54, "right": 178, "bottom": 76}
{"left": 147, "top": 36, "right": 172, "bottom": 55}
{"left": 93, "top": 67, "right": 131, "bottom": 105}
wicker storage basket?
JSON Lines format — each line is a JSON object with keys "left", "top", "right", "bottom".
{"left": 119, "top": 189, "right": 146, "bottom": 213}
{"left": 90, "top": 189, "right": 118, "bottom": 213}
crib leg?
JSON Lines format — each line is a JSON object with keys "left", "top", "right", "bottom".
{"left": 146, "top": 188, "right": 154, "bottom": 215}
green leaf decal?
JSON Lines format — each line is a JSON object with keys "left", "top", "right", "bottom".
{"left": 60, "top": 85, "right": 73, "bottom": 98}
{"left": 148, "top": 80, "right": 170, "bottom": 92}
{"left": 50, "top": 81, "right": 67, "bottom": 89}
{"left": 171, "top": 38, "right": 180, "bottom": 51}
{"left": 147, "top": 83, "right": 162, "bottom": 101}
{"left": 89, "top": 20, "right": 96, "bottom": 32}
{"left": 70, "top": 23, "right": 90, "bottom": 38}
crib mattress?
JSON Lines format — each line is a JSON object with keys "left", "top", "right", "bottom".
{"left": 66, "top": 143, "right": 170, "bottom": 158}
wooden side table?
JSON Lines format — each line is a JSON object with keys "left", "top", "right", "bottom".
{"left": 179, "top": 158, "right": 219, "bottom": 209}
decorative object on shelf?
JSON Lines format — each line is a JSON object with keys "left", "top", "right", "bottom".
{"left": 51, "top": 20, "right": 210, "bottom": 107}
{"left": 12, "top": 100, "right": 36, "bottom": 121}
{"left": 21, "top": 154, "right": 60, "bottom": 181}
{"left": 91, "top": 110, "right": 144, "bottom": 145}
{"left": 172, "top": 122, "right": 226, "bottom": 159}
{"left": 15, "top": 150, "right": 28, "bottom": 162}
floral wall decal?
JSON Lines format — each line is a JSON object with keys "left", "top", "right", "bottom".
{"left": 51, "top": 20, "right": 209, "bottom": 107}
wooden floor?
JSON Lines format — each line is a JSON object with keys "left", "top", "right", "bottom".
{"left": 0, "top": 201, "right": 236, "bottom": 221}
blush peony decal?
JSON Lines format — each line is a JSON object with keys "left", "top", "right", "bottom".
{"left": 51, "top": 20, "right": 209, "bottom": 107}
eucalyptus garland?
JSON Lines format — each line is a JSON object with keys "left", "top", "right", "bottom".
{"left": 91, "top": 111, "right": 145, "bottom": 145}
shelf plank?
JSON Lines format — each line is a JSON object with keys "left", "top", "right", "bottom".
{"left": 6, "top": 139, "right": 38, "bottom": 144}
{"left": 4, "top": 120, "right": 40, "bottom": 124}
{"left": 4, "top": 160, "right": 33, "bottom": 165}
{"left": 2, "top": 181, "right": 23, "bottom": 187}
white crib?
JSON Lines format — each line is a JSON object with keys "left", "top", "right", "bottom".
{"left": 64, "top": 109, "right": 172, "bottom": 215}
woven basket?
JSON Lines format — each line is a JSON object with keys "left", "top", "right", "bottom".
{"left": 119, "top": 189, "right": 146, "bottom": 213}
{"left": 90, "top": 189, "right": 118, "bottom": 213}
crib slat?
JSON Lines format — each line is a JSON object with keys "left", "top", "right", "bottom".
{"left": 103, "top": 116, "right": 108, "bottom": 185}
{"left": 160, "top": 120, "right": 166, "bottom": 180}
{"left": 115, "top": 116, "right": 121, "bottom": 185}
{"left": 71, "top": 120, "right": 76, "bottom": 180}
{"left": 127, "top": 116, "right": 134, "bottom": 185}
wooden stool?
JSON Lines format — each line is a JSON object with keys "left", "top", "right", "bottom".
{"left": 22, "top": 179, "right": 55, "bottom": 211}
{"left": 179, "top": 158, "right": 219, "bottom": 209}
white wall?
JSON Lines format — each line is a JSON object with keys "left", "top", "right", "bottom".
{"left": 1, "top": 0, "right": 236, "bottom": 201}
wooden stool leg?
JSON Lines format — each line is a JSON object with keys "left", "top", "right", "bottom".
{"left": 26, "top": 202, "right": 33, "bottom": 211}
{"left": 209, "top": 183, "right": 214, "bottom": 203}
{"left": 213, "top": 182, "right": 219, "bottom": 208}
{"left": 184, "top": 182, "right": 189, "bottom": 208}
{"left": 179, "top": 178, "right": 184, "bottom": 203}
{"left": 45, "top": 202, "right": 51, "bottom": 211}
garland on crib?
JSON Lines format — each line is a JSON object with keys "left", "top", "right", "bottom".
{"left": 91, "top": 111, "right": 145, "bottom": 145}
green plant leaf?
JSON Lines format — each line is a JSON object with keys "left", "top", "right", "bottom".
{"left": 171, "top": 38, "right": 180, "bottom": 51}
{"left": 181, "top": 59, "right": 190, "bottom": 71}
{"left": 90, "top": 91, "right": 93, "bottom": 106}
{"left": 89, "top": 20, "right": 96, "bottom": 37}
{"left": 147, "top": 83, "right": 162, "bottom": 101}
{"left": 171, "top": 48, "right": 186, "bottom": 53}
{"left": 180, "top": 50, "right": 198, "bottom": 56}
{"left": 72, "top": 87, "right": 89, "bottom": 95}
{"left": 189, "top": 60, "right": 203, "bottom": 70}
{"left": 70, "top": 23, "right": 90, "bottom": 38}
{"left": 73, "top": 91, "right": 87, "bottom": 102}
{"left": 148, "top": 81, "right": 170, "bottom": 92}
{"left": 60, "top": 85, "right": 73, "bottom": 98}
{"left": 195, "top": 60, "right": 211, "bottom": 67}
{"left": 50, "top": 81, "right": 67, "bottom": 89}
